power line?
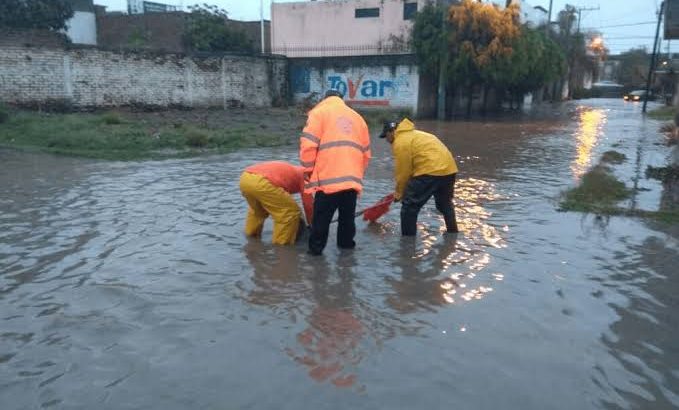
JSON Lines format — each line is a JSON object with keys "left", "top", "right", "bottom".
{"left": 604, "top": 36, "right": 656, "bottom": 39}
{"left": 584, "top": 21, "right": 657, "bottom": 29}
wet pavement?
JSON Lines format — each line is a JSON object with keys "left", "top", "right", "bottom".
{"left": 1, "top": 99, "right": 678, "bottom": 409}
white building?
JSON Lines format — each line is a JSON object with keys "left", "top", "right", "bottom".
{"left": 64, "top": 0, "right": 97, "bottom": 45}
{"left": 271, "top": 0, "right": 431, "bottom": 57}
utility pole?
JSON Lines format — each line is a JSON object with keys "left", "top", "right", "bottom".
{"left": 437, "top": 0, "right": 448, "bottom": 120}
{"left": 260, "top": 0, "right": 265, "bottom": 54}
{"left": 576, "top": 5, "right": 599, "bottom": 33}
{"left": 643, "top": 1, "right": 664, "bottom": 113}
{"left": 545, "top": 0, "right": 553, "bottom": 35}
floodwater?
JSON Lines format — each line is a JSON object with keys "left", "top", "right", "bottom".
{"left": 1, "top": 99, "right": 678, "bottom": 410}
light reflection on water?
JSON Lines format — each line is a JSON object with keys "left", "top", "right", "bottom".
{"left": 240, "top": 173, "right": 508, "bottom": 389}
{"left": 571, "top": 106, "right": 607, "bottom": 180}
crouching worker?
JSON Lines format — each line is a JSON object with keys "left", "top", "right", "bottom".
{"left": 380, "top": 118, "right": 459, "bottom": 236}
{"left": 239, "top": 161, "right": 314, "bottom": 245}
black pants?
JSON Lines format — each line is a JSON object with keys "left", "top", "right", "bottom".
{"left": 401, "top": 174, "right": 458, "bottom": 236}
{"left": 308, "top": 189, "right": 358, "bottom": 255}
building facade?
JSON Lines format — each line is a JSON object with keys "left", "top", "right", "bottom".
{"left": 65, "top": 0, "right": 97, "bottom": 45}
{"left": 97, "top": 12, "right": 271, "bottom": 54}
{"left": 127, "top": 0, "right": 180, "bottom": 15}
{"left": 271, "top": 0, "right": 431, "bottom": 57}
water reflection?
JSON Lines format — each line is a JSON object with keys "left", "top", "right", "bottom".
{"left": 287, "top": 254, "right": 364, "bottom": 389}
{"left": 571, "top": 107, "right": 607, "bottom": 180}
{"left": 596, "top": 236, "right": 679, "bottom": 409}
{"left": 385, "top": 175, "right": 507, "bottom": 312}
{"left": 243, "top": 242, "right": 309, "bottom": 321}
{"left": 243, "top": 244, "right": 366, "bottom": 389}
{"left": 386, "top": 236, "right": 460, "bottom": 313}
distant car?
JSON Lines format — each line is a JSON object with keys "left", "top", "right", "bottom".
{"left": 623, "top": 90, "right": 650, "bottom": 102}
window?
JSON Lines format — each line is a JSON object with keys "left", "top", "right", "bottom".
{"left": 403, "top": 2, "right": 418, "bottom": 20}
{"left": 355, "top": 8, "right": 380, "bottom": 18}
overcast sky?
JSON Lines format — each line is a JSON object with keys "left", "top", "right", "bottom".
{"left": 94, "top": 0, "right": 666, "bottom": 55}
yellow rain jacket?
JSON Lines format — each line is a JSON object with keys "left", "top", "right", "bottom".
{"left": 391, "top": 118, "right": 458, "bottom": 200}
{"left": 240, "top": 161, "right": 313, "bottom": 245}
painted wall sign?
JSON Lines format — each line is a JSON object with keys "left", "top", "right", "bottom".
{"left": 291, "top": 64, "right": 419, "bottom": 113}
{"left": 327, "top": 75, "right": 396, "bottom": 106}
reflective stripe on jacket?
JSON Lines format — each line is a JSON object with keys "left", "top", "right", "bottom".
{"left": 392, "top": 118, "right": 458, "bottom": 200}
{"left": 300, "top": 96, "right": 371, "bottom": 194}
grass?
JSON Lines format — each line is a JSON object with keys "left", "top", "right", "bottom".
{"left": 358, "top": 108, "right": 414, "bottom": 128}
{"left": 0, "top": 104, "right": 8, "bottom": 124}
{"left": 560, "top": 162, "right": 679, "bottom": 223}
{"left": 560, "top": 165, "right": 633, "bottom": 213}
{"left": 600, "top": 150, "right": 627, "bottom": 165}
{"left": 647, "top": 106, "right": 676, "bottom": 121}
{"left": 646, "top": 165, "right": 679, "bottom": 183}
{"left": 101, "top": 111, "right": 124, "bottom": 125}
{"left": 0, "top": 111, "right": 290, "bottom": 160}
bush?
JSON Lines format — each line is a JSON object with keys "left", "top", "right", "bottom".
{"left": 561, "top": 165, "right": 632, "bottom": 212}
{"left": 0, "top": 103, "right": 8, "bottom": 124}
{"left": 101, "top": 111, "right": 123, "bottom": 125}
{"left": 184, "top": 129, "right": 209, "bottom": 147}
{"left": 601, "top": 150, "right": 627, "bottom": 164}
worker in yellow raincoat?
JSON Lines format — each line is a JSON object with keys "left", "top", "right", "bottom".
{"left": 379, "top": 118, "right": 459, "bottom": 236}
{"left": 239, "top": 161, "right": 314, "bottom": 245}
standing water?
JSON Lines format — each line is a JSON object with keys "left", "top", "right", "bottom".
{"left": 1, "top": 99, "right": 677, "bottom": 409}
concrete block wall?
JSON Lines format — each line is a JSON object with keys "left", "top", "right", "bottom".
{"left": 0, "top": 34, "right": 287, "bottom": 109}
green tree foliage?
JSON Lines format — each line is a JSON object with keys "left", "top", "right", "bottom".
{"left": 503, "top": 28, "right": 565, "bottom": 102}
{"left": 184, "top": 4, "right": 254, "bottom": 53}
{"left": 411, "top": 0, "right": 566, "bottom": 112}
{"left": 411, "top": 4, "right": 448, "bottom": 76}
{"left": 0, "top": 0, "right": 74, "bottom": 31}
{"left": 550, "top": 4, "right": 600, "bottom": 97}
{"left": 448, "top": 0, "right": 521, "bottom": 88}
{"left": 613, "top": 47, "right": 650, "bottom": 89}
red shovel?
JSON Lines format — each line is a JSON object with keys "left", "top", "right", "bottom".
{"left": 358, "top": 193, "right": 395, "bottom": 222}
{"left": 330, "top": 193, "right": 395, "bottom": 224}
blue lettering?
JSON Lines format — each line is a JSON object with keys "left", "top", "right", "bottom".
{"left": 327, "top": 76, "right": 347, "bottom": 97}
{"left": 379, "top": 80, "right": 394, "bottom": 97}
{"left": 361, "top": 80, "right": 378, "bottom": 98}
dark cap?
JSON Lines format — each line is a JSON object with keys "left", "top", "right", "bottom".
{"left": 378, "top": 120, "right": 398, "bottom": 139}
{"left": 324, "top": 89, "right": 344, "bottom": 99}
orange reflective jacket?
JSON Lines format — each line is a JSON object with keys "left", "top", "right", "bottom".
{"left": 244, "top": 161, "right": 314, "bottom": 224}
{"left": 300, "top": 96, "right": 371, "bottom": 194}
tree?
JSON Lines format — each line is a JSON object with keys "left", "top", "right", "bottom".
{"left": 0, "top": 0, "right": 74, "bottom": 32}
{"left": 447, "top": 0, "right": 521, "bottom": 115}
{"left": 613, "top": 47, "right": 651, "bottom": 89}
{"left": 411, "top": 0, "right": 565, "bottom": 116}
{"left": 503, "top": 28, "right": 565, "bottom": 106}
{"left": 184, "top": 4, "right": 254, "bottom": 53}
{"left": 411, "top": 3, "right": 448, "bottom": 77}
{"left": 550, "top": 4, "right": 598, "bottom": 98}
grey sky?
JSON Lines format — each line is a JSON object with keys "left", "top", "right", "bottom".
{"left": 94, "top": 0, "right": 665, "bottom": 54}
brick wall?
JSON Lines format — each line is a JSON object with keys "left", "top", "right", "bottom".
{"left": 0, "top": 33, "right": 287, "bottom": 109}
{"left": 96, "top": 13, "right": 271, "bottom": 54}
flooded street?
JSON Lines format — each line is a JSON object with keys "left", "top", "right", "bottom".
{"left": 1, "top": 99, "right": 678, "bottom": 409}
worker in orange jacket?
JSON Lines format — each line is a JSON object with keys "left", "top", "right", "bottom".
{"left": 300, "top": 89, "right": 371, "bottom": 255}
{"left": 239, "top": 161, "right": 314, "bottom": 245}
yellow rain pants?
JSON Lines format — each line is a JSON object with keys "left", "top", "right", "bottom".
{"left": 239, "top": 171, "right": 302, "bottom": 245}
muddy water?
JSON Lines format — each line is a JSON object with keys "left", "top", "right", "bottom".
{"left": 1, "top": 99, "right": 678, "bottom": 409}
